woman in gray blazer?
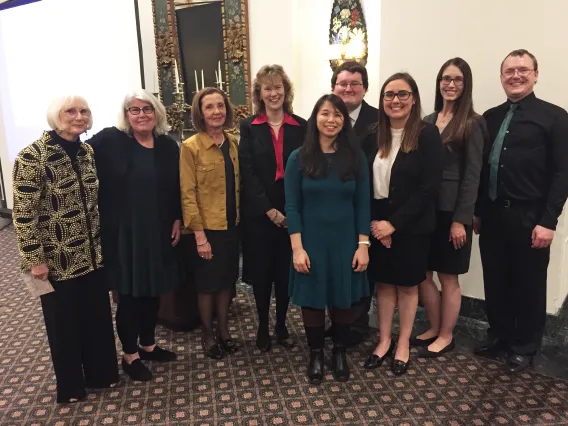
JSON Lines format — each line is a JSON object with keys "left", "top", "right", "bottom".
{"left": 412, "top": 58, "right": 485, "bottom": 357}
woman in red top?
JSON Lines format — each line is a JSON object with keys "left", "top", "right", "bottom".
{"left": 239, "top": 65, "right": 307, "bottom": 351}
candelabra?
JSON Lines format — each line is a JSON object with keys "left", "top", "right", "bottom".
{"left": 166, "top": 82, "right": 191, "bottom": 142}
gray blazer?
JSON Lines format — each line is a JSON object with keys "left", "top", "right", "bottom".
{"left": 424, "top": 113, "right": 484, "bottom": 225}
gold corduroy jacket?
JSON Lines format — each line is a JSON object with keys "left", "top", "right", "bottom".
{"left": 12, "top": 131, "right": 103, "bottom": 281}
{"left": 180, "top": 132, "right": 240, "bottom": 232}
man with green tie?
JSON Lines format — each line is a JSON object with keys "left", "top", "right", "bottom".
{"left": 473, "top": 49, "right": 568, "bottom": 373}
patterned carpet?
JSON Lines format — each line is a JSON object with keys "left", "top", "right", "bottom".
{"left": 1, "top": 225, "right": 568, "bottom": 426}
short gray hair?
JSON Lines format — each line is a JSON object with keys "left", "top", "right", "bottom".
{"left": 46, "top": 95, "right": 93, "bottom": 132}
{"left": 117, "top": 89, "right": 170, "bottom": 136}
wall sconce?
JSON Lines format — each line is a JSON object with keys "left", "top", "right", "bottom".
{"left": 328, "top": 0, "right": 368, "bottom": 71}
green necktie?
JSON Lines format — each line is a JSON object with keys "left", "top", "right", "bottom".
{"left": 488, "top": 103, "right": 517, "bottom": 201}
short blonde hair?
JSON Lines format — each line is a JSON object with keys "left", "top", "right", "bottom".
{"left": 117, "top": 89, "right": 170, "bottom": 136}
{"left": 191, "top": 87, "right": 234, "bottom": 133}
{"left": 252, "top": 65, "right": 294, "bottom": 115}
{"left": 46, "top": 95, "right": 93, "bottom": 132}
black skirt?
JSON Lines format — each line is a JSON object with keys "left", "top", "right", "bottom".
{"left": 427, "top": 211, "right": 473, "bottom": 275}
{"left": 189, "top": 227, "right": 240, "bottom": 293}
{"left": 368, "top": 199, "right": 430, "bottom": 287}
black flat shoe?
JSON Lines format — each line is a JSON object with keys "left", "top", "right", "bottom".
{"left": 332, "top": 345, "right": 350, "bottom": 382}
{"left": 256, "top": 333, "right": 272, "bottom": 352}
{"left": 391, "top": 358, "right": 410, "bottom": 376}
{"left": 364, "top": 340, "right": 395, "bottom": 370}
{"left": 202, "top": 340, "right": 226, "bottom": 360}
{"left": 410, "top": 335, "right": 437, "bottom": 347}
{"left": 307, "top": 349, "right": 324, "bottom": 384}
{"left": 418, "top": 340, "right": 455, "bottom": 358}
{"left": 122, "top": 359, "right": 153, "bottom": 381}
{"left": 139, "top": 346, "right": 177, "bottom": 362}
{"left": 276, "top": 336, "right": 295, "bottom": 348}
{"left": 220, "top": 338, "right": 239, "bottom": 353}
{"left": 506, "top": 354, "right": 533, "bottom": 374}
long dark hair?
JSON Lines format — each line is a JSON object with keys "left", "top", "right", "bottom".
{"left": 298, "top": 94, "right": 361, "bottom": 181}
{"left": 377, "top": 72, "right": 423, "bottom": 158}
{"left": 434, "top": 57, "right": 479, "bottom": 144}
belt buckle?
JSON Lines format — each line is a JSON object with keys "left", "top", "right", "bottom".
{"left": 503, "top": 200, "right": 511, "bottom": 208}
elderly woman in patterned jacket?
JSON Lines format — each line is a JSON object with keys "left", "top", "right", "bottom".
{"left": 11, "top": 96, "right": 119, "bottom": 404}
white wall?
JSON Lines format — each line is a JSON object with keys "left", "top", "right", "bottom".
{"left": 379, "top": 0, "right": 568, "bottom": 314}
{"left": 248, "top": 0, "right": 380, "bottom": 118}
{"left": 0, "top": 0, "right": 141, "bottom": 209}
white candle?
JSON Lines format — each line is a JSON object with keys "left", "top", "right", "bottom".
{"left": 215, "top": 70, "right": 219, "bottom": 84}
{"left": 194, "top": 70, "right": 199, "bottom": 91}
{"left": 201, "top": 69, "right": 205, "bottom": 89}
{"left": 174, "top": 59, "right": 180, "bottom": 89}
{"left": 218, "top": 61, "right": 224, "bottom": 90}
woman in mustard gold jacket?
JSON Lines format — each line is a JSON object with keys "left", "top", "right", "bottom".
{"left": 180, "top": 87, "right": 240, "bottom": 359}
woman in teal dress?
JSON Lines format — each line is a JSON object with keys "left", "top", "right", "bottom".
{"left": 284, "top": 94, "right": 370, "bottom": 384}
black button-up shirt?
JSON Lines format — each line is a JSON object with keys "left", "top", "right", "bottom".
{"left": 478, "top": 92, "right": 568, "bottom": 229}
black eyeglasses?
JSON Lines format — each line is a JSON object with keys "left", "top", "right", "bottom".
{"left": 440, "top": 76, "right": 464, "bottom": 87}
{"left": 127, "top": 106, "right": 155, "bottom": 115}
{"left": 383, "top": 90, "right": 412, "bottom": 101}
{"left": 335, "top": 81, "right": 364, "bottom": 89}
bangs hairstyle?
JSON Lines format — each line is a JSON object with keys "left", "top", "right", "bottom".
{"left": 46, "top": 95, "right": 93, "bottom": 132}
{"left": 191, "top": 87, "right": 234, "bottom": 133}
{"left": 117, "top": 89, "right": 170, "bottom": 136}
{"left": 298, "top": 94, "right": 361, "bottom": 181}
{"left": 377, "top": 72, "right": 423, "bottom": 158}
{"left": 434, "top": 57, "right": 479, "bottom": 145}
{"left": 252, "top": 65, "right": 294, "bottom": 114}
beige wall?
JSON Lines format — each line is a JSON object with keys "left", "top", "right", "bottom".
{"left": 379, "top": 0, "right": 568, "bottom": 314}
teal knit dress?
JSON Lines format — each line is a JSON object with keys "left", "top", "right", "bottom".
{"left": 284, "top": 149, "right": 370, "bottom": 309}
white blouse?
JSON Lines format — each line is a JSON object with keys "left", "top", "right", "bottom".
{"left": 373, "top": 128, "right": 403, "bottom": 199}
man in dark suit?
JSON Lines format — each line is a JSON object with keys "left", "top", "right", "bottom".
{"left": 329, "top": 61, "right": 378, "bottom": 345}
{"left": 475, "top": 49, "right": 568, "bottom": 373}
{"left": 331, "top": 61, "right": 379, "bottom": 139}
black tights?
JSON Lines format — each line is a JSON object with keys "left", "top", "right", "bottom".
{"left": 198, "top": 288, "right": 233, "bottom": 346}
{"left": 115, "top": 295, "right": 160, "bottom": 355}
{"left": 302, "top": 306, "right": 354, "bottom": 349}
{"left": 253, "top": 278, "right": 289, "bottom": 336}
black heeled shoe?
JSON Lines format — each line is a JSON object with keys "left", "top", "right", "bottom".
{"left": 307, "top": 349, "right": 324, "bottom": 384}
{"left": 275, "top": 327, "right": 295, "bottom": 349}
{"left": 202, "top": 339, "right": 226, "bottom": 360}
{"left": 418, "top": 340, "right": 455, "bottom": 358}
{"left": 364, "top": 340, "right": 395, "bottom": 370}
{"left": 391, "top": 358, "right": 410, "bottom": 376}
{"left": 332, "top": 345, "right": 350, "bottom": 382}
{"left": 122, "top": 358, "right": 153, "bottom": 381}
{"left": 256, "top": 331, "right": 272, "bottom": 352}
{"left": 506, "top": 354, "right": 533, "bottom": 374}
{"left": 410, "top": 335, "right": 438, "bottom": 347}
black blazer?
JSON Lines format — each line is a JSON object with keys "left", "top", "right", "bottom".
{"left": 239, "top": 114, "right": 308, "bottom": 217}
{"left": 88, "top": 127, "right": 182, "bottom": 260}
{"left": 353, "top": 100, "right": 379, "bottom": 139}
{"left": 423, "top": 113, "right": 485, "bottom": 225}
{"left": 362, "top": 123, "right": 444, "bottom": 235}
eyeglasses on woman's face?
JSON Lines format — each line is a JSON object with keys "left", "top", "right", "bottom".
{"left": 64, "top": 108, "right": 91, "bottom": 118}
{"left": 383, "top": 90, "right": 412, "bottom": 101}
{"left": 127, "top": 106, "right": 155, "bottom": 115}
{"left": 440, "top": 76, "right": 464, "bottom": 87}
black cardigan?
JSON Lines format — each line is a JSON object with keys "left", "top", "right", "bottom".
{"left": 238, "top": 114, "right": 308, "bottom": 217}
{"left": 362, "top": 123, "right": 444, "bottom": 235}
{"left": 88, "top": 127, "right": 182, "bottom": 260}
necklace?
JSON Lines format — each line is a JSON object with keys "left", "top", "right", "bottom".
{"left": 269, "top": 120, "right": 283, "bottom": 127}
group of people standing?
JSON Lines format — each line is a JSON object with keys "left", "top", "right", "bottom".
{"left": 12, "top": 48, "right": 568, "bottom": 402}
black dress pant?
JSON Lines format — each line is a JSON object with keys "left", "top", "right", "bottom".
{"left": 115, "top": 295, "right": 160, "bottom": 354}
{"left": 243, "top": 214, "right": 291, "bottom": 334}
{"left": 40, "top": 269, "right": 119, "bottom": 403}
{"left": 479, "top": 201, "right": 550, "bottom": 355}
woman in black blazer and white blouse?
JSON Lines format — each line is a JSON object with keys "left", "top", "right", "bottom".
{"left": 412, "top": 58, "right": 484, "bottom": 357}
{"left": 361, "top": 72, "right": 443, "bottom": 375}
{"left": 239, "top": 65, "right": 307, "bottom": 352}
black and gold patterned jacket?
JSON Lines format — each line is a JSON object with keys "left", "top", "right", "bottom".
{"left": 12, "top": 131, "right": 103, "bottom": 281}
